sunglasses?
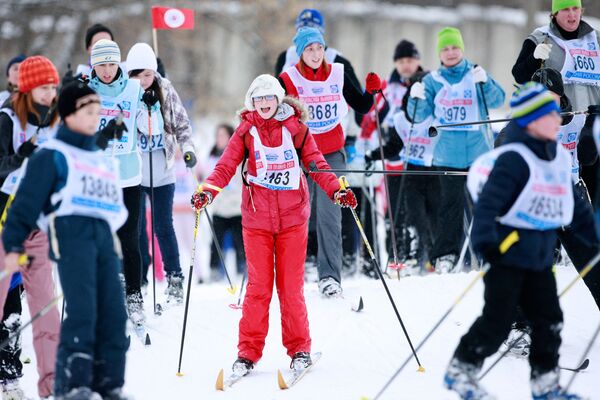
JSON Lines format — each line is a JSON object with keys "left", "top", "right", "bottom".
{"left": 252, "top": 95, "right": 276, "bottom": 102}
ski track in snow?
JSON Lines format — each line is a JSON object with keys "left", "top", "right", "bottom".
{"left": 15, "top": 265, "right": 599, "bottom": 399}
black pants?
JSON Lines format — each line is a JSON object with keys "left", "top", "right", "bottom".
{"left": 117, "top": 185, "right": 143, "bottom": 294}
{"left": 402, "top": 166, "right": 440, "bottom": 262}
{"left": 454, "top": 265, "right": 563, "bottom": 375}
{"left": 210, "top": 215, "right": 246, "bottom": 274}
{"left": 386, "top": 175, "right": 406, "bottom": 260}
{"left": 0, "top": 285, "right": 22, "bottom": 381}
{"left": 431, "top": 167, "right": 467, "bottom": 260}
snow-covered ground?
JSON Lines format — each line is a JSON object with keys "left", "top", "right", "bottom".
{"left": 17, "top": 262, "right": 600, "bottom": 399}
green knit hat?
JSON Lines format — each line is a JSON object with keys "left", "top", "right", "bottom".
{"left": 552, "top": 0, "right": 582, "bottom": 14}
{"left": 437, "top": 27, "right": 465, "bottom": 55}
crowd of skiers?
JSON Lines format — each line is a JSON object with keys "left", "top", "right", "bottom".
{"left": 0, "top": 0, "right": 599, "bottom": 398}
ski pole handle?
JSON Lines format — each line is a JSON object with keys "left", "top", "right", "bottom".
{"left": 0, "top": 254, "right": 32, "bottom": 282}
{"left": 339, "top": 175, "right": 349, "bottom": 191}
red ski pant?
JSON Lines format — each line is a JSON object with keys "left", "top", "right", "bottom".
{"left": 238, "top": 222, "right": 311, "bottom": 363}
{"left": 0, "top": 230, "right": 60, "bottom": 398}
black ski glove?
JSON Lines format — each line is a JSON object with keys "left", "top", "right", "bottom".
{"left": 184, "top": 151, "right": 197, "bottom": 168}
{"left": 96, "top": 119, "right": 128, "bottom": 150}
{"left": 142, "top": 89, "right": 159, "bottom": 108}
{"left": 17, "top": 139, "right": 37, "bottom": 158}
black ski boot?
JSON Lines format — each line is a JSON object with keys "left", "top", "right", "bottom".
{"left": 232, "top": 357, "right": 254, "bottom": 377}
{"left": 290, "top": 352, "right": 312, "bottom": 371}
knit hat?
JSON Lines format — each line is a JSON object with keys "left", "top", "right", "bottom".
{"left": 293, "top": 27, "right": 326, "bottom": 58}
{"left": 244, "top": 74, "right": 285, "bottom": 111}
{"left": 85, "top": 23, "right": 114, "bottom": 50}
{"left": 295, "top": 9, "right": 324, "bottom": 33}
{"left": 510, "top": 82, "right": 561, "bottom": 127}
{"left": 437, "top": 27, "right": 465, "bottom": 54}
{"left": 393, "top": 40, "right": 420, "bottom": 61}
{"left": 126, "top": 43, "right": 158, "bottom": 73}
{"left": 6, "top": 54, "right": 26, "bottom": 76}
{"left": 17, "top": 56, "right": 59, "bottom": 93}
{"left": 531, "top": 68, "right": 564, "bottom": 97}
{"left": 552, "top": 0, "right": 581, "bottom": 14}
{"left": 58, "top": 81, "right": 100, "bottom": 119}
{"left": 90, "top": 39, "right": 121, "bottom": 67}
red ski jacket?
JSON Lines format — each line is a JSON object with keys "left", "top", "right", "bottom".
{"left": 204, "top": 101, "right": 341, "bottom": 233}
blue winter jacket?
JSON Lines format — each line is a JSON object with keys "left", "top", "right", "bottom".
{"left": 471, "top": 122, "right": 596, "bottom": 271}
{"left": 407, "top": 59, "right": 505, "bottom": 169}
{"left": 2, "top": 125, "right": 100, "bottom": 253}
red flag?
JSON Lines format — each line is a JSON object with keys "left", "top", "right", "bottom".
{"left": 151, "top": 6, "right": 194, "bottom": 30}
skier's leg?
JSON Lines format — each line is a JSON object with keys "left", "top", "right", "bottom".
{"left": 275, "top": 222, "right": 311, "bottom": 357}
{"left": 117, "top": 185, "right": 143, "bottom": 295}
{"left": 0, "top": 285, "right": 23, "bottom": 384}
{"left": 150, "top": 184, "right": 181, "bottom": 277}
{"left": 238, "top": 227, "right": 275, "bottom": 363}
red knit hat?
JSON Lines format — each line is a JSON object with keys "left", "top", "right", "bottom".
{"left": 18, "top": 56, "right": 59, "bottom": 93}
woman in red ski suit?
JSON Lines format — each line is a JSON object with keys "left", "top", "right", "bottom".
{"left": 192, "top": 74, "right": 357, "bottom": 374}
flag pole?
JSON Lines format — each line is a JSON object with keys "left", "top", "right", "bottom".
{"left": 152, "top": 28, "right": 159, "bottom": 57}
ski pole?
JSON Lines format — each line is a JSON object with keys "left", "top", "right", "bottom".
{"left": 230, "top": 267, "right": 247, "bottom": 310}
{"left": 476, "top": 78, "right": 494, "bottom": 150}
{"left": 562, "top": 320, "right": 600, "bottom": 394}
{"left": 370, "top": 265, "right": 490, "bottom": 400}
{"left": 371, "top": 93, "right": 401, "bottom": 271}
{"left": 371, "top": 230, "right": 520, "bottom": 399}
{"left": 176, "top": 209, "right": 201, "bottom": 377}
{"left": 147, "top": 108, "right": 158, "bottom": 316}
{"left": 204, "top": 210, "right": 237, "bottom": 294}
{"left": 0, "top": 293, "right": 63, "bottom": 352}
{"left": 478, "top": 248, "right": 600, "bottom": 381}
{"left": 310, "top": 167, "right": 468, "bottom": 176}
{"left": 339, "top": 175, "right": 424, "bottom": 371}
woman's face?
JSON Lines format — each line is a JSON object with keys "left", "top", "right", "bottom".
{"left": 440, "top": 46, "right": 464, "bottom": 67}
{"left": 130, "top": 69, "right": 155, "bottom": 90}
{"left": 94, "top": 63, "right": 119, "bottom": 84}
{"left": 555, "top": 7, "right": 582, "bottom": 32}
{"left": 253, "top": 95, "right": 278, "bottom": 119}
{"left": 30, "top": 84, "right": 57, "bottom": 107}
{"left": 301, "top": 42, "right": 325, "bottom": 69}
{"left": 215, "top": 127, "right": 231, "bottom": 150}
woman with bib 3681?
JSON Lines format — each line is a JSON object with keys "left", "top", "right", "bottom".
{"left": 407, "top": 27, "right": 505, "bottom": 273}
{"left": 87, "top": 39, "right": 146, "bottom": 325}
{"left": 279, "top": 27, "right": 379, "bottom": 297}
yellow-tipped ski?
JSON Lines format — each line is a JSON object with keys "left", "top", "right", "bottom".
{"left": 417, "top": 366, "right": 425, "bottom": 372}
{"left": 277, "top": 369, "right": 288, "bottom": 390}
{"left": 176, "top": 372, "right": 184, "bottom": 377}
{"left": 215, "top": 369, "right": 224, "bottom": 390}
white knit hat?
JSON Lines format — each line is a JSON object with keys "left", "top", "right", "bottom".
{"left": 244, "top": 74, "right": 285, "bottom": 111}
{"left": 90, "top": 39, "right": 121, "bottom": 67}
{"left": 125, "top": 43, "right": 158, "bottom": 73}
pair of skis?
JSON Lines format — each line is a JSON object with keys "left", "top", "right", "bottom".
{"left": 215, "top": 352, "right": 322, "bottom": 391}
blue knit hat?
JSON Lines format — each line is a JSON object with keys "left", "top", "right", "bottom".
{"left": 295, "top": 9, "right": 324, "bottom": 33}
{"left": 294, "top": 27, "right": 326, "bottom": 58}
{"left": 510, "top": 82, "right": 561, "bottom": 127}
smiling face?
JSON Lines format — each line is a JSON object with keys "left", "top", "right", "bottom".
{"left": 94, "top": 63, "right": 119, "bottom": 84}
{"left": 301, "top": 42, "right": 325, "bottom": 69}
{"left": 440, "top": 46, "right": 463, "bottom": 67}
{"left": 30, "top": 84, "right": 57, "bottom": 107}
{"left": 253, "top": 95, "right": 278, "bottom": 119}
{"left": 554, "top": 6, "right": 582, "bottom": 32}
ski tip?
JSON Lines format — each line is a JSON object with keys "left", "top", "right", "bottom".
{"left": 144, "top": 333, "right": 151, "bottom": 346}
{"left": 176, "top": 372, "right": 184, "bottom": 377}
{"left": 277, "top": 369, "right": 288, "bottom": 390}
{"left": 352, "top": 296, "right": 364, "bottom": 312}
{"left": 215, "top": 369, "right": 224, "bottom": 390}
{"left": 417, "top": 365, "right": 425, "bottom": 373}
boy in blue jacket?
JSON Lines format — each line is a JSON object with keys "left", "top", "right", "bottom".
{"left": 1, "top": 81, "right": 129, "bottom": 400}
{"left": 444, "top": 83, "right": 594, "bottom": 400}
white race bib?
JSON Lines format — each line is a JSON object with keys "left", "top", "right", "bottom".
{"left": 556, "top": 114, "right": 585, "bottom": 181}
{"left": 393, "top": 111, "right": 436, "bottom": 167}
{"left": 431, "top": 70, "right": 480, "bottom": 131}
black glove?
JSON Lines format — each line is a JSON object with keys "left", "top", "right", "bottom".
{"left": 61, "top": 64, "right": 74, "bottom": 87}
{"left": 184, "top": 151, "right": 197, "bottom": 168}
{"left": 17, "top": 139, "right": 37, "bottom": 158}
{"left": 588, "top": 104, "right": 600, "bottom": 116}
{"left": 96, "top": 119, "right": 128, "bottom": 150}
{"left": 142, "top": 89, "right": 159, "bottom": 107}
